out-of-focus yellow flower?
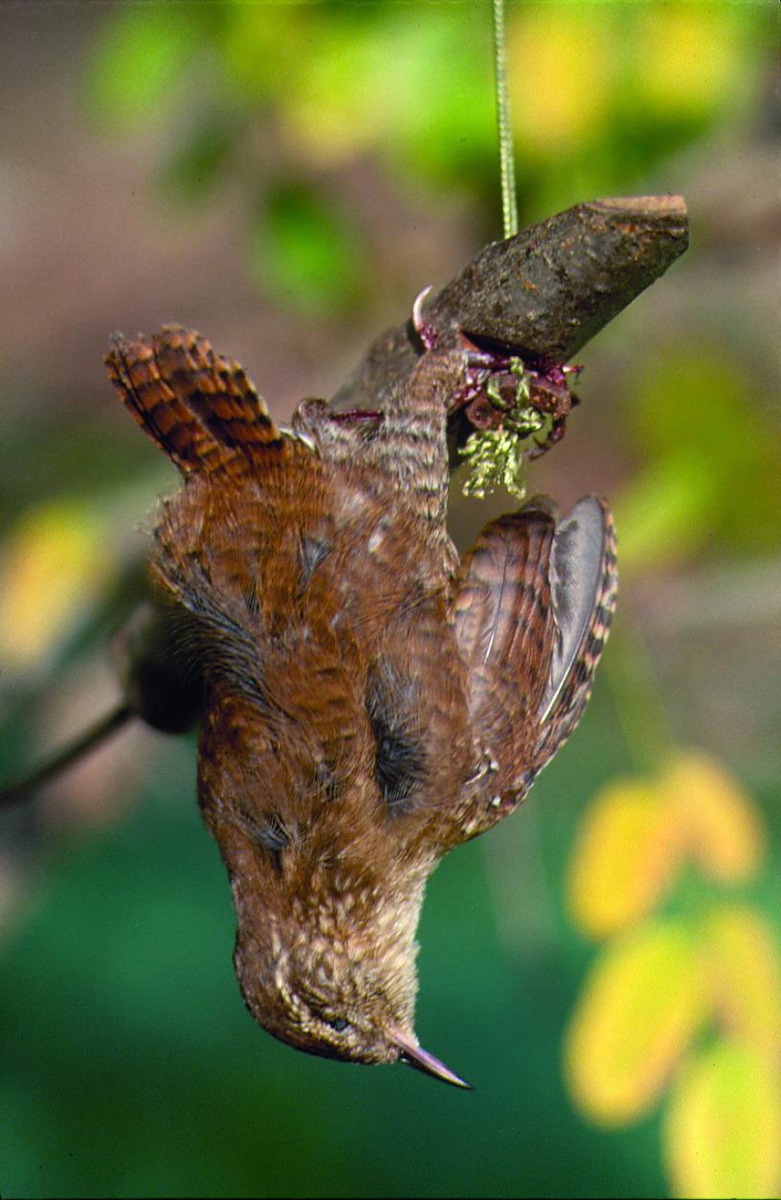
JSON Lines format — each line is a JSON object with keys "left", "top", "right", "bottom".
{"left": 0, "top": 500, "right": 112, "bottom": 670}
{"left": 565, "top": 919, "right": 707, "bottom": 1125}
{"left": 568, "top": 750, "right": 766, "bottom": 945}
{"left": 638, "top": 3, "right": 742, "bottom": 119}
{"left": 566, "top": 745, "right": 778, "bottom": 1191}
{"left": 700, "top": 905, "right": 781, "bottom": 1066}
{"left": 507, "top": 8, "right": 611, "bottom": 154}
{"left": 663, "top": 750, "right": 766, "bottom": 883}
{"left": 663, "top": 1039, "right": 781, "bottom": 1200}
{"left": 566, "top": 748, "right": 767, "bottom": 936}
{"left": 567, "top": 778, "right": 682, "bottom": 939}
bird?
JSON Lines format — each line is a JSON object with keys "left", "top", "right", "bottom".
{"left": 105, "top": 322, "right": 617, "bottom": 1089}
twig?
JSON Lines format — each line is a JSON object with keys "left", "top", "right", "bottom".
{"left": 0, "top": 703, "right": 135, "bottom": 808}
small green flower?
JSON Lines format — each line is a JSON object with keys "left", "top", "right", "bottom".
{"left": 460, "top": 359, "right": 547, "bottom": 500}
{"left": 461, "top": 429, "right": 526, "bottom": 499}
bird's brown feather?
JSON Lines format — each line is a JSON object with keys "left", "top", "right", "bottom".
{"left": 106, "top": 324, "right": 614, "bottom": 1082}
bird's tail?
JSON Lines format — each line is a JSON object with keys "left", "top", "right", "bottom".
{"left": 105, "top": 325, "right": 283, "bottom": 477}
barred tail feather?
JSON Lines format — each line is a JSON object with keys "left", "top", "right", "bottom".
{"left": 106, "top": 325, "right": 283, "bottom": 477}
{"left": 455, "top": 497, "right": 559, "bottom": 799}
{"left": 533, "top": 496, "right": 617, "bottom": 774}
{"left": 455, "top": 494, "right": 617, "bottom": 833}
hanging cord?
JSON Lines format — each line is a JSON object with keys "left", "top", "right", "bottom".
{"left": 492, "top": 0, "right": 518, "bottom": 239}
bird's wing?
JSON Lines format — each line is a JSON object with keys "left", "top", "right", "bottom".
{"left": 455, "top": 495, "right": 617, "bottom": 821}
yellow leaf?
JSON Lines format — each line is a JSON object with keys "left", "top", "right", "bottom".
{"left": 507, "top": 9, "right": 611, "bottom": 154}
{"left": 567, "top": 779, "right": 682, "bottom": 939}
{"left": 0, "top": 501, "right": 110, "bottom": 669}
{"left": 638, "top": 4, "right": 743, "bottom": 119}
{"left": 565, "top": 919, "right": 706, "bottom": 1126}
{"left": 700, "top": 906, "right": 781, "bottom": 1065}
{"left": 663, "top": 750, "right": 765, "bottom": 883}
{"left": 664, "top": 1040, "right": 781, "bottom": 1200}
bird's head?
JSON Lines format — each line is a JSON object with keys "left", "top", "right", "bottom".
{"left": 229, "top": 842, "right": 471, "bottom": 1089}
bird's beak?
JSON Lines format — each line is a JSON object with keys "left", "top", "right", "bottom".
{"left": 392, "top": 1030, "right": 472, "bottom": 1090}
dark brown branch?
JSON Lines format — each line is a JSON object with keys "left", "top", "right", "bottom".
{"left": 330, "top": 195, "right": 689, "bottom": 441}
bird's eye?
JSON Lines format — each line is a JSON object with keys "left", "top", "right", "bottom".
{"left": 325, "top": 1016, "right": 351, "bottom": 1034}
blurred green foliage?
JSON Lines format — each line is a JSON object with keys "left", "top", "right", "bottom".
{"left": 258, "top": 179, "right": 368, "bottom": 316}
{"left": 616, "top": 346, "right": 781, "bottom": 572}
{"left": 1, "top": 2, "right": 778, "bottom": 1197}
{"left": 83, "top": 0, "right": 768, "bottom": 314}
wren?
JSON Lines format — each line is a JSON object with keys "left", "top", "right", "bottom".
{"left": 106, "top": 324, "right": 617, "bottom": 1088}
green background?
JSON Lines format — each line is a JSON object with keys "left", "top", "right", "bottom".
{"left": 0, "top": 3, "right": 777, "bottom": 1196}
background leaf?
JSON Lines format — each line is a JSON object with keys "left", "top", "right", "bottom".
{"left": 663, "top": 1039, "right": 781, "bottom": 1200}
{"left": 700, "top": 905, "right": 781, "bottom": 1063}
{"left": 567, "top": 778, "right": 682, "bottom": 939}
{"left": 664, "top": 750, "right": 766, "bottom": 883}
{"left": 565, "top": 920, "right": 707, "bottom": 1125}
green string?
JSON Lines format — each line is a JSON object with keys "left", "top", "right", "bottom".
{"left": 492, "top": 0, "right": 518, "bottom": 239}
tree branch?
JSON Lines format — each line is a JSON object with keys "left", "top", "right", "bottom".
{"left": 0, "top": 703, "right": 135, "bottom": 808}
{"left": 330, "top": 195, "right": 689, "bottom": 452}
